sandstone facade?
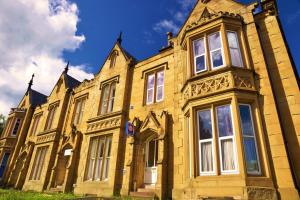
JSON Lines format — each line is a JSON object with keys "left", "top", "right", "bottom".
{"left": 0, "top": 0, "right": 299, "bottom": 199}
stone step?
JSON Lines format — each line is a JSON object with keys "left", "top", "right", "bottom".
{"left": 137, "top": 188, "right": 155, "bottom": 193}
{"left": 130, "top": 191, "right": 156, "bottom": 199}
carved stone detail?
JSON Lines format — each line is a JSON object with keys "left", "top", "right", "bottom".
{"left": 0, "top": 138, "right": 15, "bottom": 148}
{"left": 233, "top": 73, "right": 254, "bottom": 89}
{"left": 246, "top": 187, "right": 277, "bottom": 200}
{"left": 191, "top": 73, "right": 231, "bottom": 97}
{"left": 36, "top": 132, "right": 57, "bottom": 144}
{"left": 86, "top": 116, "right": 121, "bottom": 133}
{"left": 182, "top": 70, "right": 255, "bottom": 102}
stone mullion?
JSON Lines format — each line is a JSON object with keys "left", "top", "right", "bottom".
{"left": 221, "top": 23, "right": 230, "bottom": 68}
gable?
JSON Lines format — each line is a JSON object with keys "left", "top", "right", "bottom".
{"left": 177, "top": 0, "right": 247, "bottom": 37}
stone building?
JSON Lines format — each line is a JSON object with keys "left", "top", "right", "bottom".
{"left": 0, "top": 0, "right": 299, "bottom": 199}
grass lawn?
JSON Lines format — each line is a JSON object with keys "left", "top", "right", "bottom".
{"left": 0, "top": 189, "right": 78, "bottom": 200}
{"left": 0, "top": 189, "right": 139, "bottom": 200}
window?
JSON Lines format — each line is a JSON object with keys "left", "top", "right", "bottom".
{"left": 193, "top": 38, "right": 206, "bottom": 73}
{"left": 0, "top": 152, "right": 10, "bottom": 178}
{"left": 227, "top": 31, "right": 243, "bottom": 67}
{"left": 197, "top": 110, "right": 215, "bottom": 175}
{"left": 208, "top": 32, "right": 224, "bottom": 69}
{"left": 196, "top": 105, "right": 238, "bottom": 176}
{"left": 29, "top": 146, "right": 48, "bottom": 180}
{"left": 11, "top": 118, "right": 21, "bottom": 136}
{"left": 100, "top": 82, "right": 116, "bottom": 114}
{"left": 86, "top": 135, "right": 112, "bottom": 181}
{"left": 239, "top": 104, "right": 261, "bottom": 174}
{"left": 30, "top": 114, "right": 41, "bottom": 136}
{"left": 73, "top": 98, "right": 86, "bottom": 125}
{"left": 45, "top": 104, "right": 58, "bottom": 130}
{"left": 146, "top": 70, "right": 164, "bottom": 105}
{"left": 216, "top": 105, "right": 238, "bottom": 173}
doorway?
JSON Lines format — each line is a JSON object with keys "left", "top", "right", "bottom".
{"left": 144, "top": 139, "right": 158, "bottom": 185}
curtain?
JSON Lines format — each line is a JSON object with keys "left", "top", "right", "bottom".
{"left": 201, "top": 142, "right": 213, "bottom": 172}
{"left": 221, "top": 139, "right": 235, "bottom": 171}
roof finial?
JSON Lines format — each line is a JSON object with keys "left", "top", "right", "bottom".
{"left": 27, "top": 73, "right": 34, "bottom": 93}
{"left": 64, "top": 61, "right": 69, "bottom": 74}
{"left": 117, "top": 31, "right": 122, "bottom": 44}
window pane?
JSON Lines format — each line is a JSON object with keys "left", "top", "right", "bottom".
{"left": 230, "top": 49, "right": 243, "bottom": 67}
{"left": 100, "top": 85, "right": 110, "bottom": 114}
{"left": 147, "top": 89, "right": 154, "bottom": 104}
{"left": 157, "top": 71, "right": 164, "bottom": 86}
{"left": 227, "top": 32, "right": 238, "bottom": 48}
{"left": 209, "top": 32, "right": 221, "bottom": 50}
{"left": 193, "top": 38, "right": 205, "bottom": 56}
{"left": 239, "top": 105, "right": 254, "bottom": 136}
{"left": 147, "top": 74, "right": 155, "bottom": 89}
{"left": 200, "top": 142, "right": 213, "bottom": 172}
{"left": 103, "top": 137, "right": 112, "bottom": 179}
{"left": 211, "top": 50, "right": 224, "bottom": 68}
{"left": 108, "top": 83, "right": 116, "bottom": 112}
{"left": 243, "top": 137, "right": 259, "bottom": 173}
{"left": 0, "top": 153, "right": 10, "bottom": 178}
{"left": 156, "top": 86, "right": 164, "bottom": 102}
{"left": 195, "top": 56, "right": 206, "bottom": 72}
{"left": 198, "top": 110, "right": 212, "bottom": 140}
{"left": 217, "top": 105, "right": 233, "bottom": 137}
{"left": 221, "top": 139, "right": 236, "bottom": 171}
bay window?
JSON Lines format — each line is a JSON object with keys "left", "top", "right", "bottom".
{"left": 196, "top": 105, "right": 238, "bottom": 176}
{"left": 191, "top": 29, "right": 245, "bottom": 75}
{"left": 146, "top": 70, "right": 164, "bottom": 105}
{"left": 239, "top": 104, "right": 261, "bottom": 175}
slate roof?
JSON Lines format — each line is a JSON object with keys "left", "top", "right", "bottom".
{"left": 64, "top": 74, "right": 81, "bottom": 89}
{"left": 29, "top": 89, "right": 47, "bottom": 107}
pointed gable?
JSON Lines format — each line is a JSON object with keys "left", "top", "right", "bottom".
{"left": 177, "top": 0, "right": 248, "bottom": 38}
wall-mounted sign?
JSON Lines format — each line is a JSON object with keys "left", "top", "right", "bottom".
{"left": 64, "top": 149, "right": 72, "bottom": 156}
{"left": 126, "top": 122, "right": 134, "bottom": 137}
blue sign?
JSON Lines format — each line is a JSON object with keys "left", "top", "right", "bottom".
{"left": 126, "top": 122, "right": 134, "bottom": 136}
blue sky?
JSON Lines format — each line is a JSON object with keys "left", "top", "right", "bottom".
{"left": 64, "top": 0, "right": 300, "bottom": 76}
{"left": 0, "top": 0, "right": 299, "bottom": 115}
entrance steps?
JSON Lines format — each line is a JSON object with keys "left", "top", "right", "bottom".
{"left": 130, "top": 186, "right": 157, "bottom": 199}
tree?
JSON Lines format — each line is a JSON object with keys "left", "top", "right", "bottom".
{"left": 0, "top": 114, "right": 6, "bottom": 136}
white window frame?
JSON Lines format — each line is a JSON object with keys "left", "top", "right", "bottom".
{"left": 239, "top": 104, "right": 261, "bottom": 175}
{"left": 156, "top": 71, "right": 164, "bottom": 103}
{"left": 193, "top": 38, "right": 207, "bottom": 74}
{"left": 208, "top": 32, "right": 226, "bottom": 70}
{"left": 146, "top": 74, "right": 155, "bottom": 105}
{"left": 197, "top": 109, "right": 216, "bottom": 176}
{"left": 227, "top": 31, "right": 243, "bottom": 68}
{"left": 216, "top": 105, "right": 239, "bottom": 174}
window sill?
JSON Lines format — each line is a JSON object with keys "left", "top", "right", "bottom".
{"left": 88, "top": 110, "right": 123, "bottom": 123}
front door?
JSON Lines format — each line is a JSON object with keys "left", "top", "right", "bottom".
{"left": 144, "top": 139, "right": 158, "bottom": 185}
{"left": 0, "top": 152, "right": 10, "bottom": 178}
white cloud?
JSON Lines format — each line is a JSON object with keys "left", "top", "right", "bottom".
{"left": 153, "top": 20, "right": 180, "bottom": 34}
{"left": 0, "top": 0, "right": 93, "bottom": 116}
{"left": 153, "top": 0, "right": 196, "bottom": 34}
